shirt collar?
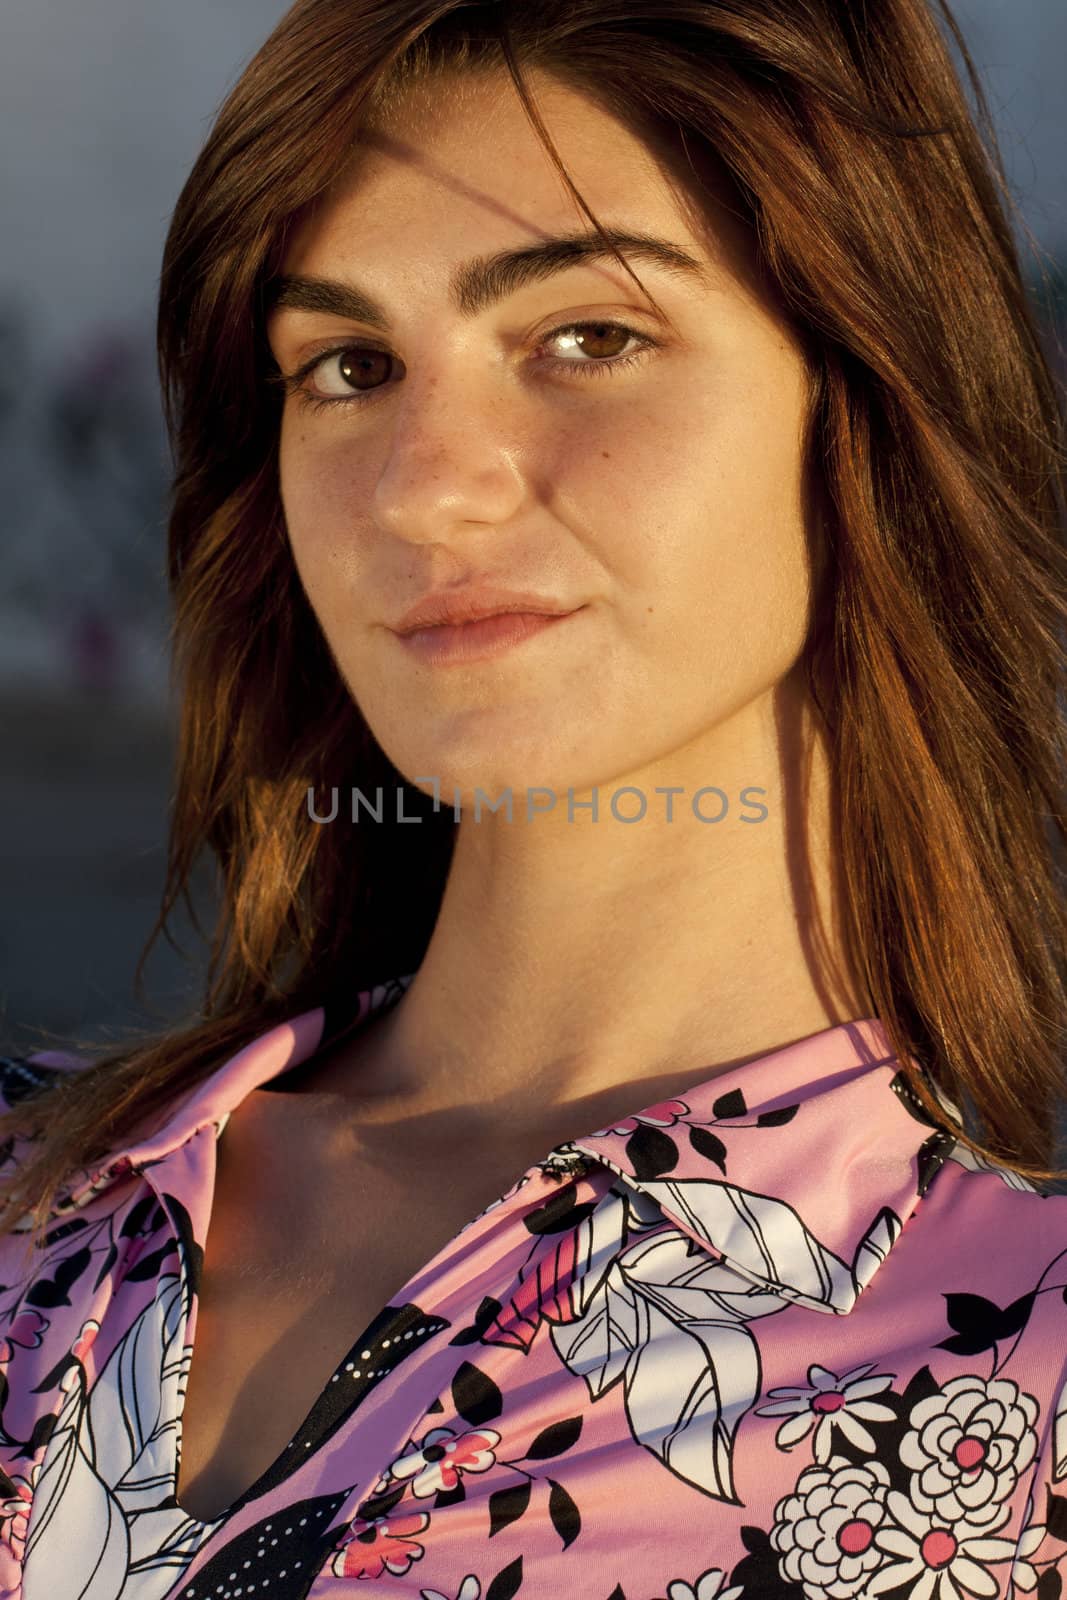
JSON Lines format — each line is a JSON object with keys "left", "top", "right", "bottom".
{"left": 49, "top": 975, "right": 954, "bottom": 1316}
{"left": 46, "top": 979, "right": 409, "bottom": 1217}
{"left": 557, "top": 1016, "right": 955, "bottom": 1315}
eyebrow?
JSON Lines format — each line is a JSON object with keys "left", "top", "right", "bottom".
{"left": 264, "top": 228, "right": 714, "bottom": 330}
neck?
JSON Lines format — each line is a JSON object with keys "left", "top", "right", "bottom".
{"left": 336, "top": 673, "right": 871, "bottom": 1127}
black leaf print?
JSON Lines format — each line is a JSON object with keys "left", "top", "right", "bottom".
{"left": 24, "top": 1245, "right": 91, "bottom": 1309}
{"left": 522, "top": 1416, "right": 583, "bottom": 1460}
{"left": 900, "top": 1363, "right": 941, "bottom": 1406}
{"left": 889, "top": 1069, "right": 942, "bottom": 1127}
{"left": 689, "top": 1126, "right": 728, "bottom": 1172}
{"left": 119, "top": 1193, "right": 159, "bottom": 1238}
{"left": 916, "top": 1131, "right": 954, "bottom": 1197}
{"left": 450, "top": 1295, "right": 505, "bottom": 1345}
{"left": 0, "top": 1467, "right": 15, "bottom": 1498}
{"left": 123, "top": 1240, "right": 179, "bottom": 1283}
{"left": 756, "top": 1104, "right": 799, "bottom": 1127}
{"left": 625, "top": 1125, "right": 679, "bottom": 1180}
{"left": 548, "top": 1478, "right": 581, "bottom": 1549}
{"left": 427, "top": 1397, "right": 445, "bottom": 1413}
{"left": 1039, "top": 1571, "right": 1063, "bottom": 1600}
{"left": 30, "top": 1350, "right": 78, "bottom": 1396}
{"left": 26, "top": 1412, "right": 57, "bottom": 1454}
{"left": 356, "top": 1482, "right": 407, "bottom": 1520}
{"left": 741, "top": 1525, "right": 772, "bottom": 1554}
{"left": 606, "top": 1588, "right": 626, "bottom": 1600}
{"left": 1047, "top": 1486, "right": 1067, "bottom": 1543}
{"left": 92, "top": 1240, "right": 119, "bottom": 1291}
{"left": 730, "top": 1540, "right": 806, "bottom": 1599}
{"left": 161, "top": 1191, "right": 204, "bottom": 1298}
{"left": 435, "top": 1477, "right": 466, "bottom": 1507}
{"left": 523, "top": 1187, "right": 597, "bottom": 1236}
{"left": 39, "top": 1217, "right": 88, "bottom": 1249}
{"left": 936, "top": 1290, "right": 1036, "bottom": 1356}
{"left": 712, "top": 1087, "right": 747, "bottom": 1118}
{"left": 122, "top": 1196, "right": 163, "bottom": 1241}
{"left": 485, "top": 1554, "right": 524, "bottom": 1600}
{"left": 489, "top": 1480, "right": 531, "bottom": 1536}
{"left": 171, "top": 1488, "right": 350, "bottom": 1600}
{"left": 452, "top": 1360, "right": 504, "bottom": 1427}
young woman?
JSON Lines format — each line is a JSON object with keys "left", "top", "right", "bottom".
{"left": 1, "top": 1, "right": 1065, "bottom": 1595}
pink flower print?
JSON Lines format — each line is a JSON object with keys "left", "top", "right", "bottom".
{"left": 593, "top": 1099, "right": 690, "bottom": 1137}
{"left": 653, "top": 1567, "right": 745, "bottom": 1600}
{"left": 868, "top": 1491, "right": 1017, "bottom": 1598}
{"left": 772, "top": 1454, "right": 894, "bottom": 1600}
{"left": 329, "top": 1510, "right": 430, "bottom": 1579}
{"left": 899, "top": 1374, "right": 1039, "bottom": 1526}
{"left": 0, "top": 1308, "right": 48, "bottom": 1364}
{"left": 388, "top": 1427, "right": 502, "bottom": 1499}
{"left": 485, "top": 1225, "right": 584, "bottom": 1353}
{"left": 756, "top": 1361, "right": 896, "bottom": 1463}
{"left": 71, "top": 1318, "right": 99, "bottom": 1363}
{"left": 60, "top": 1318, "right": 100, "bottom": 1390}
{"left": 0, "top": 1469, "right": 36, "bottom": 1591}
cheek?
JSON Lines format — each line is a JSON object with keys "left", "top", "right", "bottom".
{"left": 278, "top": 419, "right": 373, "bottom": 610}
{"left": 555, "top": 378, "right": 813, "bottom": 630}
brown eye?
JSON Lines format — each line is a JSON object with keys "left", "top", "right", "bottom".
{"left": 286, "top": 318, "right": 660, "bottom": 413}
{"left": 556, "top": 323, "right": 633, "bottom": 361}
{"left": 334, "top": 347, "right": 393, "bottom": 392}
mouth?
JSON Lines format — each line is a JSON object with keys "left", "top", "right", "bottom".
{"left": 393, "top": 606, "right": 585, "bottom": 667}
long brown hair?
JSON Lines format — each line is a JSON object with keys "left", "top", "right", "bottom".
{"left": 3, "top": 0, "right": 1066, "bottom": 1243}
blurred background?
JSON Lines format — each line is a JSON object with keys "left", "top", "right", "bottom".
{"left": 0, "top": 2, "right": 1065, "bottom": 1071}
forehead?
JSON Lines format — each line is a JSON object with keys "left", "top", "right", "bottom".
{"left": 279, "top": 67, "right": 757, "bottom": 296}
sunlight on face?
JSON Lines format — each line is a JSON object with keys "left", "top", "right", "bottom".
{"left": 268, "top": 68, "right": 819, "bottom": 805}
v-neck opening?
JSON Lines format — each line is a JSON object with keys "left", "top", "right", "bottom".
{"left": 168, "top": 1161, "right": 556, "bottom": 1528}
{"left": 168, "top": 977, "right": 426, "bottom": 1527}
{"left": 166, "top": 978, "right": 564, "bottom": 1528}
{"left": 171, "top": 1289, "right": 452, "bottom": 1527}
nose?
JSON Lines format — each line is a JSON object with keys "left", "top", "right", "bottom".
{"left": 368, "top": 366, "right": 527, "bottom": 547}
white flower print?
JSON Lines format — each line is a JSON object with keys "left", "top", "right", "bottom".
{"left": 868, "top": 1490, "right": 1016, "bottom": 1598}
{"left": 771, "top": 1453, "right": 895, "bottom": 1599}
{"left": 756, "top": 1361, "right": 897, "bottom": 1463}
{"left": 661, "top": 1566, "right": 745, "bottom": 1600}
{"left": 1010, "top": 1522, "right": 1046, "bottom": 1592}
{"left": 900, "top": 1374, "right": 1039, "bottom": 1525}
{"left": 386, "top": 1425, "right": 502, "bottom": 1498}
{"left": 421, "top": 1578, "right": 482, "bottom": 1600}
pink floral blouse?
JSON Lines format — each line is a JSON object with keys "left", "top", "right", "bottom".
{"left": 1, "top": 971, "right": 1066, "bottom": 1600}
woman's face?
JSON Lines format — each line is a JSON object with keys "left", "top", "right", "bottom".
{"left": 268, "top": 69, "right": 820, "bottom": 806}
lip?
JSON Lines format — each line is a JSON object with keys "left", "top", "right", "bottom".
{"left": 395, "top": 607, "right": 583, "bottom": 667}
{"left": 391, "top": 586, "right": 579, "bottom": 634}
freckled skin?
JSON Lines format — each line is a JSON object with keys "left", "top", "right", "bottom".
{"left": 265, "top": 67, "right": 867, "bottom": 1117}
{"left": 269, "top": 69, "right": 816, "bottom": 807}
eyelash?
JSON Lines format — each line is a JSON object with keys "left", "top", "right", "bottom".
{"left": 277, "top": 319, "right": 661, "bottom": 414}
